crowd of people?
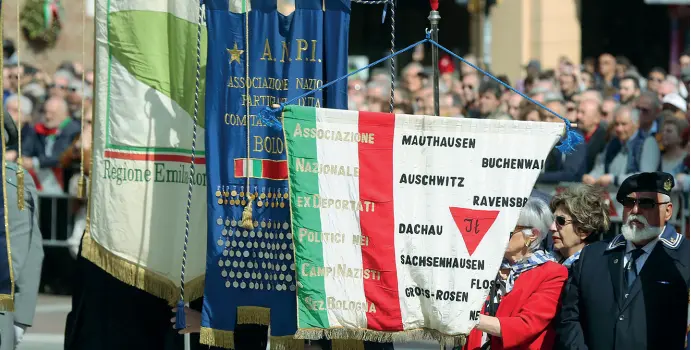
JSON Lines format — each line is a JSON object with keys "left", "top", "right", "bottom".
{"left": 2, "top": 33, "right": 690, "bottom": 350}
{"left": 349, "top": 50, "right": 691, "bottom": 194}
{"left": 4, "top": 37, "right": 690, "bottom": 199}
{"left": 3, "top": 39, "right": 93, "bottom": 198}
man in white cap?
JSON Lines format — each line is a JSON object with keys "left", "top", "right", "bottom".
{"left": 662, "top": 93, "right": 688, "bottom": 120}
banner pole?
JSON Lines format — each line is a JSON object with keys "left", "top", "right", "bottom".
{"left": 428, "top": 1, "right": 441, "bottom": 116}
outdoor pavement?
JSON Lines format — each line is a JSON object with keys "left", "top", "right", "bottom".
{"left": 19, "top": 294, "right": 69, "bottom": 350}
{"left": 20, "top": 295, "right": 446, "bottom": 350}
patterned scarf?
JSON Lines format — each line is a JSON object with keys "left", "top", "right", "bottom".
{"left": 503, "top": 250, "right": 556, "bottom": 293}
{"left": 34, "top": 118, "right": 71, "bottom": 141}
{"left": 561, "top": 250, "right": 582, "bottom": 268}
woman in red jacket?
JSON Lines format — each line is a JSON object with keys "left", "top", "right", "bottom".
{"left": 464, "top": 198, "right": 568, "bottom": 350}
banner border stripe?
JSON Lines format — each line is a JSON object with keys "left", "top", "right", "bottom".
{"left": 284, "top": 106, "right": 330, "bottom": 328}
{"left": 358, "top": 111, "right": 403, "bottom": 331}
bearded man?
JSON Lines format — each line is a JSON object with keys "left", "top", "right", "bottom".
{"left": 554, "top": 172, "right": 689, "bottom": 350}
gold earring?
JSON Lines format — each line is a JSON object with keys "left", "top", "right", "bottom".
{"left": 525, "top": 241, "right": 530, "bottom": 248}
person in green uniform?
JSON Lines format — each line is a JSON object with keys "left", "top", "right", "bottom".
{"left": 0, "top": 115, "right": 44, "bottom": 349}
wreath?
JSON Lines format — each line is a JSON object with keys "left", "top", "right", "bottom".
{"left": 20, "top": 0, "right": 64, "bottom": 48}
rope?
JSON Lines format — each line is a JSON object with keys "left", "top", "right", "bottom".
{"left": 238, "top": 0, "right": 255, "bottom": 230}
{"left": 351, "top": 0, "right": 389, "bottom": 4}
{"left": 258, "top": 31, "right": 583, "bottom": 154}
{"left": 174, "top": 0, "right": 204, "bottom": 330}
{"left": 77, "top": 0, "right": 87, "bottom": 199}
{"left": 15, "top": 0, "right": 24, "bottom": 211}
{"left": 425, "top": 38, "right": 584, "bottom": 153}
{"left": 388, "top": 0, "right": 395, "bottom": 113}
{"left": 352, "top": 0, "right": 396, "bottom": 112}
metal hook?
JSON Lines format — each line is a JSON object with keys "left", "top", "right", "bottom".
{"left": 425, "top": 28, "right": 431, "bottom": 39}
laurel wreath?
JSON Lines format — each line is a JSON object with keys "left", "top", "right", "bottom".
{"left": 19, "top": 0, "right": 63, "bottom": 48}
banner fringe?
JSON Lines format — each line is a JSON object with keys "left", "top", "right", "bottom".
{"left": 332, "top": 339, "right": 364, "bottom": 350}
{"left": 294, "top": 328, "right": 465, "bottom": 347}
{"left": 0, "top": 294, "right": 14, "bottom": 312}
{"left": 200, "top": 327, "right": 235, "bottom": 349}
{"left": 237, "top": 306, "right": 270, "bottom": 325}
{"left": 80, "top": 232, "right": 205, "bottom": 305}
{"left": 269, "top": 336, "right": 303, "bottom": 350}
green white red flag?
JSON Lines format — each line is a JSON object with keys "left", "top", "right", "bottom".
{"left": 282, "top": 106, "right": 563, "bottom": 342}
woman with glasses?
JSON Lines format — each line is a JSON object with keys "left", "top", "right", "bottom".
{"left": 464, "top": 198, "right": 567, "bottom": 350}
{"left": 549, "top": 185, "right": 611, "bottom": 268}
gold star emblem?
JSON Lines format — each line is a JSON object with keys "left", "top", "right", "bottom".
{"left": 227, "top": 42, "right": 244, "bottom": 65}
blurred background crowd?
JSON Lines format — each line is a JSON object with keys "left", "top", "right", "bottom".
{"left": 2, "top": 0, "right": 690, "bottom": 294}
{"left": 349, "top": 50, "right": 691, "bottom": 192}
{"left": 3, "top": 40, "right": 93, "bottom": 197}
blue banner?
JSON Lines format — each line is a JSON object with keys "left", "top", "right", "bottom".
{"left": 0, "top": 159, "right": 14, "bottom": 310}
{"left": 201, "top": 0, "right": 349, "bottom": 347}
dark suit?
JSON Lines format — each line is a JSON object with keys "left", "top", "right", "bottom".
{"left": 584, "top": 124, "right": 608, "bottom": 174}
{"left": 23, "top": 120, "right": 80, "bottom": 169}
{"left": 537, "top": 139, "right": 587, "bottom": 184}
{"left": 555, "top": 225, "right": 689, "bottom": 350}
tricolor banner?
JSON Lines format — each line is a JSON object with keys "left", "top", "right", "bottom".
{"left": 283, "top": 106, "right": 564, "bottom": 342}
{"left": 85, "top": 0, "right": 207, "bottom": 303}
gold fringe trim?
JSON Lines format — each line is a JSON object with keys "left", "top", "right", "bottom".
{"left": 80, "top": 231, "right": 205, "bottom": 305}
{"left": 237, "top": 306, "right": 270, "bottom": 325}
{"left": 15, "top": 169, "right": 24, "bottom": 210}
{"left": 332, "top": 339, "right": 364, "bottom": 350}
{"left": 269, "top": 335, "right": 303, "bottom": 350}
{"left": 0, "top": 17, "right": 16, "bottom": 312}
{"left": 295, "top": 327, "right": 466, "bottom": 347}
{"left": 200, "top": 327, "right": 235, "bottom": 349}
{"left": 0, "top": 294, "right": 14, "bottom": 312}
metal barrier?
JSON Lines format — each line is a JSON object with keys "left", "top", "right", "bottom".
{"left": 34, "top": 183, "right": 691, "bottom": 247}
{"left": 36, "top": 191, "right": 78, "bottom": 247}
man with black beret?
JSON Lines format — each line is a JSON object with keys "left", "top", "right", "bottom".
{"left": 554, "top": 172, "right": 689, "bottom": 350}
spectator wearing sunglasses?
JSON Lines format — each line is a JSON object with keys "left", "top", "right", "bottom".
{"left": 548, "top": 184, "right": 610, "bottom": 269}
{"left": 48, "top": 70, "right": 73, "bottom": 99}
{"left": 464, "top": 198, "right": 567, "bottom": 350}
{"left": 554, "top": 172, "right": 688, "bottom": 350}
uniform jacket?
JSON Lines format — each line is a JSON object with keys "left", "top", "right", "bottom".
{"left": 554, "top": 225, "right": 689, "bottom": 350}
{"left": 0, "top": 162, "right": 44, "bottom": 349}
{"left": 464, "top": 261, "right": 568, "bottom": 350}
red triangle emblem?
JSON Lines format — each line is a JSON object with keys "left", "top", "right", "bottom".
{"left": 449, "top": 207, "right": 500, "bottom": 256}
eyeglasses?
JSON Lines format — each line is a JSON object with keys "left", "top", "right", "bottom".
{"left": 622, "top": 197, "right": 670, "bottom": 209}
{"left": 555, "top": 215, "right": 573, "bottom": 227}
{"left": 49, "top": 84, "right": 68, "bottom": 90}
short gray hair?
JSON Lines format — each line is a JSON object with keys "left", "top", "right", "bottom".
{"left": 516, "top": 198, "right": 553, "bottom": 252}
{"left": 54, "top": 69, "right": 74, "bottom": 81}
{"left": 614, "top": 105, "right": 639, "bottom": 125}
{"left": 5, "top": 94, "right": 33, "bottom": 116}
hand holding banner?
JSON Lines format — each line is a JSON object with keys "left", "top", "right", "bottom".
{"left": 282, "top": 106, "right": 563, "bottom": 344}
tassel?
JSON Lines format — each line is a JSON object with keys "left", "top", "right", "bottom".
{"left": 77, "top": 175, "right": 86, "bottom": 199}
{"left": 239, "top": 196, "right": 254, "bottom": 229}
{"left": 555, "top": 127, "right": 585, "bottom": 155}
{"left": 174, "top": 300, "right": 187, "bottom": 330}
{"left": 16, "top": 168, "right": 25, "bottom": 211}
